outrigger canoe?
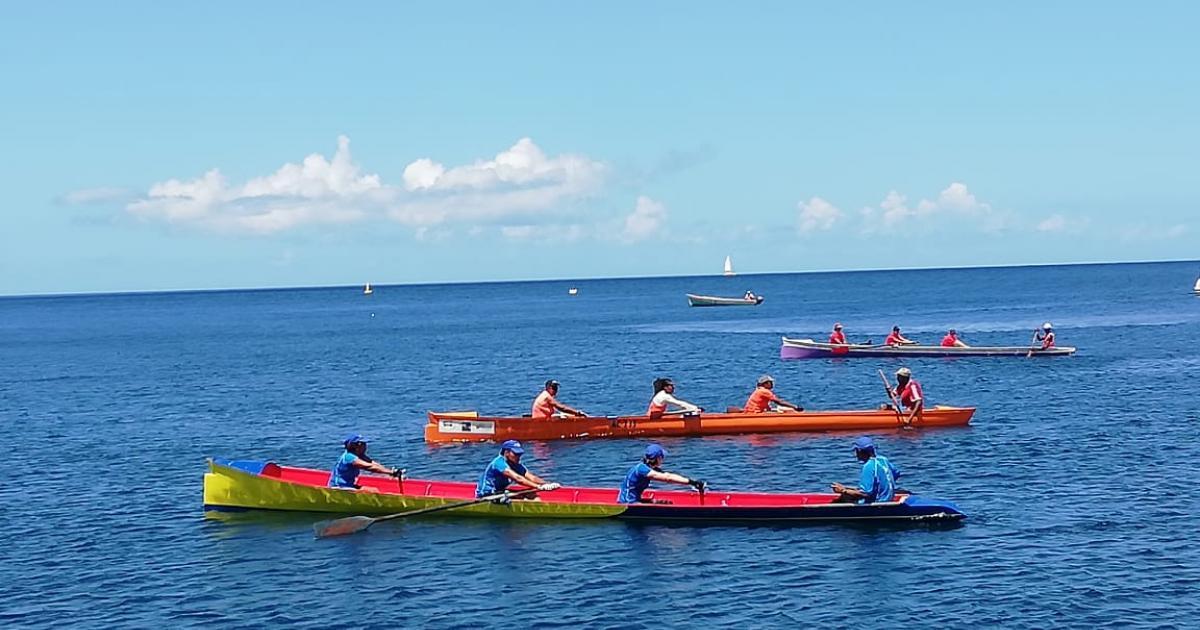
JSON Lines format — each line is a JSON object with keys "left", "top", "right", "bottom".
{"left": 203, "top": 458, "right": 964, "bottom": 523}
{"left": 686, "top": 293, "right": 764, "bottom": 307}
{"left": 780, "top": 337, "right": 1077, "bottom": 359}
{"left": 424, "top": 407, "right": 974, "bottom": 443}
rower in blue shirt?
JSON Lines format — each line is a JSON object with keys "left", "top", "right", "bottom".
{"left": 328, "top": 434, "right": 404, "bottom": 490}
{"left": 830, "top": 437, "right": 901, "bottom": 504}
{"left": 475, "top": 440, "right": 559, "bottom": 498}
{"left": 617, "top": 444, "right": 706, "bottom": 503}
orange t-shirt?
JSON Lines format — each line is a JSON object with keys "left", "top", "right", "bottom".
{"left": 532, "top": 390, "right": 557, "bottom": 418}
{"left": 743, "top": 386, "right": 778, "bottom": 413}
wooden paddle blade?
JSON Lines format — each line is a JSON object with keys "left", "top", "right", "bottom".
{"left": 313, "top": 515, "right": 376, "bottom": 538}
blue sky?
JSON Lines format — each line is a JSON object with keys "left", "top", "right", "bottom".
{"left": 2, "top": 2, "right": 1197, "bottom": 295}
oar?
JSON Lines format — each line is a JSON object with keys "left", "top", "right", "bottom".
{"left": 1026, "top": 330, "right": 1039, "bottom": 358}
{"left": 313, "top": 487, "right": 543, "bottom": 538}
{"left": 877, "top": 369, "right": 909, "bottom": 428}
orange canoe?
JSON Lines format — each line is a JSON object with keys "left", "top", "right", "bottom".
{"left": 424, "top": 406, "right": 975, "bottom": 443}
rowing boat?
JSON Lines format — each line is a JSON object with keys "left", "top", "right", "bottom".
{"left": 424, "top": 406, "right": 974, "bottom": 443}
{"left": 203, "top": 458, "right": 965, "bottom": 523}
{"left": 780, "top": 337, "right": 1077, "bottom": 359}
{"left": 686, "top": 293, "right": 764, "bottom": 307}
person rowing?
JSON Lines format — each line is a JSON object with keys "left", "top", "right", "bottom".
{"left": 1035, "top": 322, "right": 1056, "bottom": 350}
{"left": 940, "top": 329, "right": 969, "bottom": 348}
{"left": 829, "top": 322, "right": 847, "bottom": 345}
{"left": 743, "top": 374, "right": 802, "bottom": 413}
{"left": 888, "top": 367, "right": 924, "bottom": 425}
{"left": 885, "top": 325, "right": 917, "bottom": 346}
{"left": 531, "top": 379, "right": 587, "bottom": 419}
{"left": 617, "top": 444, "right": 706, "bottom": 504}
{"left": 831, "top": 436, "right": 901, "bottom": 504}
{"left": 475, "top": 440, "right": 560, "bottom": 499}
{"left": 647, "top": 377, "right": 700, "bottom": 418}
{"left": 743, "top": 290, "right": 757, "bottom": 301}
{"left": 328, "top": 434, "right": 404, "bottom": 490}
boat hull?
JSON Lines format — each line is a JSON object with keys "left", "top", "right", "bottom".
{"left": 686, "top": 293, "right": 764, "bottom": 307}
{"left": 203, "top": 459, "right": 964, "bottom": 523}
{"left": 780, "top": 337, "right": 1077, "bottom": 359}
{"left": 424, "top": 407, "right": 974, "bottom": 443}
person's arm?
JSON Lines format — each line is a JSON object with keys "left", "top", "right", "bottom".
{"left": 770, "top": 392, "right": 803, "bottom": 411}
{"left": 904, "top": 398, "right": 923, "bottom": 425}
{"left": 503, "top": 468, "right": 558, "bottom": 491}
{"left": 552, "top": 400, "right": 587, "bottom": 417}
{"left": 352, "top": 456, "right": 402, "bottom": 477}
{"left": 647, "top": 469, "right": 706, "bottom": 490}
{"left": 662, "top": 393, "right": 700, "bottom": 413}
{"left": 829, "top": 482, "right": 869, "bottom": 499}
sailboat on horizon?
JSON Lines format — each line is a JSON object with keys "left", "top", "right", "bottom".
{"left": 363, "top": 283, "right": 373, "bottom": 295}
{"left": 1193, "top": 275, "right": 1200, "bottom": 294}
{"left": 723, "top": 255, "right": 735, "bottom": 277}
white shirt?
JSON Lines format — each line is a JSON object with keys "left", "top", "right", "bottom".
{"left": 651, "top": 390, "right": 699, "bottom": 413}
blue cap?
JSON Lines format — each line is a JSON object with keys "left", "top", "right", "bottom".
{"left": 500, "top": 439, "right": 524, "bottom": 455}
{"left": 343, "top": 433, "right": 370, "bottom": 446}
{"left": 853, "top": 436, "right": 875, "bottom": 452}
{"left": 645, "top": 443, "right": 668, "bottom": 459}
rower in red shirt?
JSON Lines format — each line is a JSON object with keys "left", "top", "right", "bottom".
{"left": 829, "top": 323, "right": 847, "bottom": 345}
{"left": 1036, "top": 322, "right": 1056, "bottom": 349}
{"left": 889, "top": 367, "right": 924, "bottom": 426}
{"left": 531, "top": 380, "right": 587, "bottom": 419}
{"left": 940, "top": 329, "right": 968, "bottom": 348}
{"left": 742, "top": 375, "right": 802, "bottom": 413}
{"left": 884, "top": 326, "right": 916, "bottom": 346}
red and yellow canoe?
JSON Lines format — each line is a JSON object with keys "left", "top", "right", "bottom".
{"left": 424, "top": 406, "right": 975, "bottom": 443}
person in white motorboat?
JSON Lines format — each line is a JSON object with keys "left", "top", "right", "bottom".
{"left": 647, "top": 378, "right": 701, "bottom": 418}
{"left": 743, "top": 290, "right": 757, "bottom": 301}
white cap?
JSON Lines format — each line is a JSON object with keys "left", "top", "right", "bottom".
{"left": 896, "top": 367, "right": 912, "bottom": 378}
{"left": 757, "top": 374, "right": 775, "bottom": 385}
{"left": 1043, "top": 322, "right": 1053, "bottom": 330}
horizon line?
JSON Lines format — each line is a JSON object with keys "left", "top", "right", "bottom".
{"left": 4, "top": 257, "right": 1198, "bottom": 300}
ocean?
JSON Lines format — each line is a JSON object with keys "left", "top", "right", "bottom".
{"left": 2, "top": 261, "right": 1198, "bottom": 628}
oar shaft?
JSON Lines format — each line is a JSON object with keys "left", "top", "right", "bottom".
{"left": 372, "top": 487, "right": 541, "bottom": 523}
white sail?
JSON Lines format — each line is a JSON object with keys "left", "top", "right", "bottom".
{"left": 1194, "top": 277, "right": 1200, "bottom": 292}
{"left": 363, "top": 283, "right": 373, "bottom": 295}
{"left": 723, "top": 255, "right": 735, "bottom": 277}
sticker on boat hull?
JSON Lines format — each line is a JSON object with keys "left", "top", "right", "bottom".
{"left": 438, "top": 419, "right": 496, "bottom": 435}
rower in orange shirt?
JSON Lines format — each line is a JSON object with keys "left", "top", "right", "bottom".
{"left": 884, "top": 326, "right": 916, "bottom": 346}
{"left": 829, "top": 323, "right": 847, "bottom": 345}
{"left": 531, "top": 380, "right": 587, "bottom": 419}
{"left": 940, "top": 329, "right": 968, "bottom": 348}
{"left": 1036, "top": 322, "right": 1056, "bottom": 349}
{"left": 743, "top": 375, "right": 802, "bottom": 413}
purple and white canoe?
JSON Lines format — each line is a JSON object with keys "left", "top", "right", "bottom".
{"left": 779, "top": 337, "right": 1077, "bottom": 359}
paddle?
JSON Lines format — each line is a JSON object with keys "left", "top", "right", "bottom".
{"left": 877, "top": 369, "right": 909, "bottom": 429}
{"left": 313, "top": 487, "right": 544, "bottom": 538}
{"left": 1026, "top": 330, "right": 1039, "bottom": 358}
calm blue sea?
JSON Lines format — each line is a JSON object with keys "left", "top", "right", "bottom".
{"left": 2, "top": 262, "right": 1199, "bottom": 628}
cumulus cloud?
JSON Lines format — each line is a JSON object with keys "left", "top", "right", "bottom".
{"left": 1037, "top": 214, "right": 1067, "bottom": 232}
{"left": 796, "top": 196, "right": 842, "bottom": 233}
{"left": 622, "top": 196, "right": 668, "bottom": 242}
{"left": 118, "top": 136, "right": 606, "bottom": 235}
{"left": 859, "top": 182, "right": 1001, "bottom": 232}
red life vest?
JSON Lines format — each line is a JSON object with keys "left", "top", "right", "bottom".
{"left": 829, "top": 330, "right": 846, "bottom": 344}
{"left": 898, "top": 380, "right": 923, "bottom": 409}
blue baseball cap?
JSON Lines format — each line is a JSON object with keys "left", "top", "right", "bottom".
{"left": 500, "top": 439, "right": 524, "bottom": 455}
{"left": 645, "top": 443, "right": 668, "bottom": 459}
{"left": 343, "top": 433, "right": 370, "bottom": 446}
{"left": 853, "top": 436, "right": 875, "bottom": 452}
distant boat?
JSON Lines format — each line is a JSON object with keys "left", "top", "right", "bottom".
{"left": 1194, "top": 276, "right": 1200, "bottom": 294}
{"left": 687, "top": 293, "right": 764, "bottom": 307}
{"left": 723, "top": 256, "right": 735, "bottom": 277}
{"left": 363, "top": 283, "right": 373, "bottom": 295}
{"left": 568, "top": 287, "right": 579, "bottom": 296}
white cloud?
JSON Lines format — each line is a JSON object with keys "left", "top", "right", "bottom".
{"left": 796, "top": 196, "right": 842, "bottom": 233}
{"left": 120, "top": 136, "right": 606, "bottom": 235}
{"left": 500, "top": 224, "right": 585, "bottom": 242}
{"left": 859, "top": 182, "right": 1002, "bottom": 233}
{"left": 622, "top": 196, "right": 668, "bottom": 242}
{"left": 59, "top": 186, "right": 133, "bottom": 205}
{"left": 1037, "top": 214, "right": 1067, "bottom": 232}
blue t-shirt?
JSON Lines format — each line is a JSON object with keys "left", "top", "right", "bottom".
{"left": 328, "top": 451, "right": 361, "bottom": 488}
{"left": 857, "top": 455, "right": 900, "bottom": 503}
{"left": 476, "top": 455, "right": 528, "bottom": 497}
{"left": 617, "top": 462, "right": 654, "bottom": 503}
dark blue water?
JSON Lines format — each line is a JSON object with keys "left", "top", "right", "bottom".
{"left": 2, "top": 262, "right": 1198, "bottom": 628}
